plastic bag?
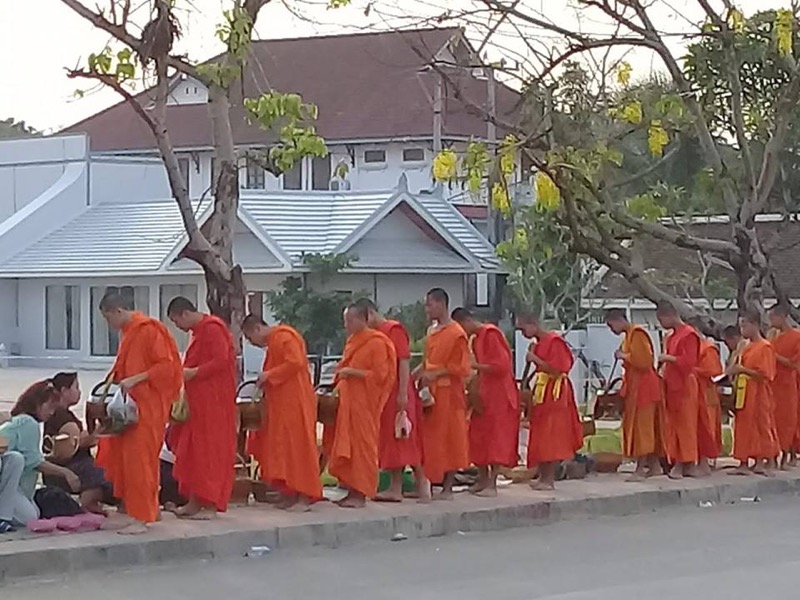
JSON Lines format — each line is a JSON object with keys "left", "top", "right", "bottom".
{"left": 105, "top": 388, "right": 139, "bottom": 433}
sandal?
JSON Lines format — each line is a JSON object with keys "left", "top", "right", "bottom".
{"left": 0, "top": 519, "right": 16, "bottom": 534}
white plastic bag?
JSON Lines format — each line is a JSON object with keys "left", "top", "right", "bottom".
{"left": 105, "top": 388, "right": 139, "bottom": 434}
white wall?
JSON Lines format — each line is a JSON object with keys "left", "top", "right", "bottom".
{"left": 0, "top": 279, "right": 19, "bottom": 353}
{"left": 90, "top": 158, "right": 171, "bottom": 204}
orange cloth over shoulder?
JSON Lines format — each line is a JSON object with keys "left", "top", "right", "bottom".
{"left": 768, "top": 328, "right": 800, "bottom": 452}
{"left": 469, "top": 324, "right": 519, "bottom": 468}
{"left": 694, "top": 339, "right": 723, "bottom": 459}
{"left": 253, "top": 325, "right": 322, "bottom": 501}
{"left": 526, "top": 332, "right": 582, "bottom": 466}
{"left": 421, "top": 322, "right": 471, "bottom": 484}
{"left": 662, "top": 324, "right": 700, "bottom": 465}
{"left": 172, "top": 315, "right": 237, "bottom": 512}
{"left": 329, "top": 328, "right": 397, "bottom": 497}
{"left": 377, "top": 320, "right": 423, "bottom": 471}
{"left": 733, "top": 339, "right": 777, "bottom": 462}
{"left": 619, "top": 325, "right": 663, "bottom": 459}
{"left": 97, "top": 312, "right": 182, "bottom": 523}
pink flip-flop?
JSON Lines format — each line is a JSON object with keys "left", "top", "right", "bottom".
{"left": 27, "top": 519, "right": 58, "bottom": 534}
{"left": 54, "top": 516, "right": 83, "bottom": 532}
{"left": 78, "top": 513, "right": 105, "bottom": 530}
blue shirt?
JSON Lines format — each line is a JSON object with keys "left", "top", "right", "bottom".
{"left": 0, "top": 414, "right": 43, "bottom": 499}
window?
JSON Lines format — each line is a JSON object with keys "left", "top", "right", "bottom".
{"left": 90, "top": 286, "right": 149, "bottom": 356}
{"left": 160, "top": 284, "right": 199, "bottom": 351}
{"left": 402, "top": 148, "right": 425, "bottom": 163}
{"left": 178, "top": 157, "right": 191, "bottom": 197}
{"left": 243, "top": 157, "right": 265, "bottom": 190}
{"left": 311, "top": 156, "right": 331, "bottom": 190}
{"left": 283, "top": 161, "right": 303, "bottom": 190}
{"left": 475, "top": 274, "right": 489, "bottom": 306}
{"left": 363, "top": 149, "right": 387, "bottom": 165}
{"left": 45, "top": 286, "right": 80, "bottom": 350}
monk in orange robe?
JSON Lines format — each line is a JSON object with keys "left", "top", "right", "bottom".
{"left": 728, "top": 310, "right": 778, "bottom": 476}
{"left": 767, "top": 303, "right": 800, "bottom": 469}
{"left": 166, "top": 297, "right": 237, "bottom": 519}
{"left": 689, "top": 320, "right": 724, "bottom": 474}
{"left": 329, "top": 303, "right": 397, "bottom": 508}
{"left": 352, "top": 299, "right": 430, "bottom": 503}
{"left": 655, "top": 301, "right": 700, "bottom": 479}
{"left": 96, "top": 292, "right": 182, "bottom": 534}
{"left": 516, "top": 312, "right": 582, "bottom": 491}
{"left": 452, "top": 308, "right": 519, "bottom": 497}
{"left": 417, "top": 288, "right": 471, "bottom": 500}
{"left": 242, "top": 315, "right": 322, "bottom": 511}
{"left": 605, "top": 309, "right": 663, "bottom": 481}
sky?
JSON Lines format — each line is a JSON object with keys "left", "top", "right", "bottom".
{"left": 0, "top": 0, "right": 790, "bottom": 133}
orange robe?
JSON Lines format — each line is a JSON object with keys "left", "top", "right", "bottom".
{"left": 469, "top": 324, "right": 519, "bottom": 467}
{"left": 768, "top": 328, "right": 800, "bottom": 452}
{"left": 733, "top": 339, "right": 777, "bottom": 461}
{"left": 526, "top": 332, "right": 583, "bottom": 466}
{"left": 172, "top": 315, "right": 237, "bottom": 511}
{"left": 254, "top": 325, "right": 322, "bottom": 500}
{"left": 377, "top": 320, "right": 423, "bottom": 470}
{"left": 330, "top": 329, "right": 397, "bottom": 497}
{"left": 97, "top": 312, "right": 182, "bottom": 523}
{"left": 662, "top": 324, "right": 700, "bottom": 464}
{"left": 619, "top": 325, "right": 663, "bottom": 458}
{"left": 422, "top": 322, "right": 471, "bottom": 484}
{"left": 695, "top": 339, "right": 723, "bottom": 459}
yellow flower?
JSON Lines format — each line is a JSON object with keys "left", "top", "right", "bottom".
{"left": 775, "top": 9, "right": 794, "bottom": 58}
{"left": 616, "top": 62, "right": 632, "bottom": 86}
{"left": 534, "top": 172, "right": 560, "bottom": 210}
{"left": 728, "top": 8, "right": 744, "bottom": 33}
{"left": 647, "top": 120, "right": 669, "bottom": 157}
{"left": 499, "top": 134, "right": 516, "bottom": 177}
{"left": 491, "top": 182, "right": 511, "bottom": 215}
{"left": 432, "top": 149, "right": 458, "bottom": 182}
{"left": 621, "top": 101, "right": 643, "bottom": 125}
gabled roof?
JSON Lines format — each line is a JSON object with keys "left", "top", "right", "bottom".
{"left": 62, "top": 28, "right": 520, "bottom": 152}
{"left": 0, "top": 188, "right": 500, "bottom": 277}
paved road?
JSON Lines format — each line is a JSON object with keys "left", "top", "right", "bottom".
{"left": 6, "top": 496, "right": 799, "bottom": 598}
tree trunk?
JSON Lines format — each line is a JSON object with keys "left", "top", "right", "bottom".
{"left": 732, "top": 223, "right": 769, "bottom": 321}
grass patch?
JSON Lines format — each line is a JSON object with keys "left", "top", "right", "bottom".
{"left": 582, "top": 425, "right": 734, "bottom": 457}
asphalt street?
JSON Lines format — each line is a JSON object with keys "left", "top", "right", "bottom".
{"left": 6, "top": 496, "right": 800, "bottom": 599}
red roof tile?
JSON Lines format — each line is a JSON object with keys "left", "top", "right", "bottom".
{"left": 63, "top": 28, "right": 520, "bottom": 152}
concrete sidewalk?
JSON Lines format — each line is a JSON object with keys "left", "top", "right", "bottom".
{"left": 2, "top": 468, "right": 799, "bottom": 584}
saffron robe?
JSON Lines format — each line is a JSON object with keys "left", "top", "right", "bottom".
{"left": 662, "top": 324, "right": 700, "bottom": 464}
{"left": 733, "top": 339, "right": 777, "bottom": 461}
{"left": 469, "top": 324, "right": 519, "bottom": 467}
{"left": 329, "top": 329, "right": 397, "bottom": 497}
{"left": 422, "top": 322, "right": 471, "bottom": 484}
{"left": 172, "top": 315, "right": 237, "bottom": 511}
{"left": 254, "top": 325, "right": 322, "bottom": 500}
{"left": 97, "top": 312, "right": 182, "bottom": 523}
{"left": 768, "top": 328, "right": 800, "bottom": 452}
{"left": 526, "top": 332, "right": 583, "bottom": 466}
{"left": 377, "top": 320, "right": 423, "bottom": 471}
{"left": 694, "top": 339, "right": 723, "bottom": 459}
{"left": 619, "top": 325, "right": 663, "bottom": 458}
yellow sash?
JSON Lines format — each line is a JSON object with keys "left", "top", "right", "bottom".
{"left": 531, "top": 372, "right": 564, "bottom": 405}
{"left": 734, "top": 374, "right": 748, "bottom": 410}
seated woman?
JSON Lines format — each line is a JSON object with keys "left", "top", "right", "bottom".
{"left": 0, "top": 381, "right": 80, "bottom": 532}
{"left": 43, "top": 372, "right": 115, "bottom": 514}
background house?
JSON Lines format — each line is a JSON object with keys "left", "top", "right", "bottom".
{"left": 0, "top": 134, "right": 498, "bottom": 368}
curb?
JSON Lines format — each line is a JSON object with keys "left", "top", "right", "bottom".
{"left": 2, "top": 474, "right": 798, "bottom": 584}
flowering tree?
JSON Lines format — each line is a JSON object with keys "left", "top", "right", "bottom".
{"left": 61, "top": 0, "right": 347, "bottom": 345}
{"left": 422, "top": 1, "right": 800, "bottom": 332}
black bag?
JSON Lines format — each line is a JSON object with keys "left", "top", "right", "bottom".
{"left": 33, "top": 486, "right": 83, "bottom": 519}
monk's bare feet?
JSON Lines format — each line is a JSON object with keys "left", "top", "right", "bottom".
{"left": 626, "top": 471, "right": 647, "bottom": 483}
{"left": 647, "top": 462, "right": 664, "bottom": 478}
{"left": 529, "top": 480, "right": 555, "bottom": 491}
{"left": 416, "top": 482, "right": 432, "bottom": 504}
{"left": 434, "top": 489, "right": 454, "bottom": 501}
{"left": 286, "top": 498, "right": 312, "bottom": 513}
{"left": 469, "top": 481, "right": 488, "bottom": 495}
{"left": 276, "top": 495, "right": 298, "bottom": 510}
{"left": 728, "top": 465, "right": 753, "bottom": 477}
{"left": 695, "top": 461, "right": 712, "bottom": 477}
{"left": 174, "top": 499, "right": 202, "bottom": 518}
{"left": 374, "top": 491, "right": 403, "bottom": 503}
{"left": 118, "top": 521, "right": 149, "bottom": 535}
{"left": 668, "top": 465, "right": 684, "bottom": 480}
{"left": 185, "top": 508, "right": 217, "bottom": 521}
{"left": 474, "top": 487, "right": 498, "bottom": 498}
{"left": 337, "top": 493, "right": 366, "bottom": 509}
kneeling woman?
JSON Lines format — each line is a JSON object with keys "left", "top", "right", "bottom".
{"left": 44, "top": 372, "right": 115, "bottom": 514}
{"left": 0, "top": 381, "right": 81, "bottom": 532}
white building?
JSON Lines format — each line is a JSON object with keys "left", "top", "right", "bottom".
{"left": 0, "top": 134, "right": 499, "bottom": 367}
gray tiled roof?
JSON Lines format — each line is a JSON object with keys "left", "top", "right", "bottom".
{"left": 0, "top": 190, "right": 499, "bottom": 276}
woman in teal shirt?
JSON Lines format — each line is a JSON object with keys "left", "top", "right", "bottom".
{"left": 0, "top": 380, "right": 80, "bottom": 532}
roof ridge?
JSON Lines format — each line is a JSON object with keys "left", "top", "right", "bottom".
{"left": 249, "top": 26, "right": 460, "bottom": 46}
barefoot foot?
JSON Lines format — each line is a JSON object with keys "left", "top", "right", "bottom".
{"left": 117, "top": 522, "right": 149, "bottom": 536}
